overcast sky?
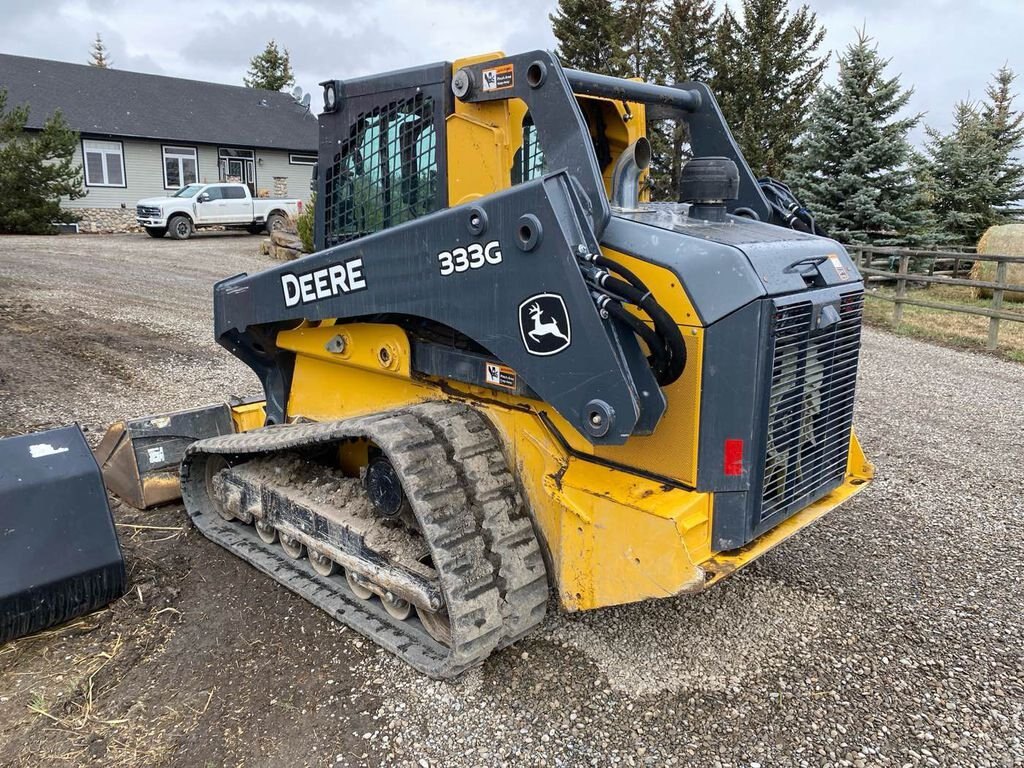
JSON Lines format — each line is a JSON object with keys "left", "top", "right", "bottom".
{"left": 1, "top": 0, "right": 1021, "bottom": 145}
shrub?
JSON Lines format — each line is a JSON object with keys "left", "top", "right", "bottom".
{"left": 296, "top": 192, "right": 315, "bottom": 252}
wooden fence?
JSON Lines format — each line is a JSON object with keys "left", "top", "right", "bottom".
{"left": 845, "top": 245, "right": 1024, "bottom": 350}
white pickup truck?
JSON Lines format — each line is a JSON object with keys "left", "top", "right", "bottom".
{"left": 135, "top": 183, "right": 303, "bottom": 240}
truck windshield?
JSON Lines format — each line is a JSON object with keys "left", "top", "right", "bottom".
{"left": 173, "top": 184, "right": 204, "bottom": 198}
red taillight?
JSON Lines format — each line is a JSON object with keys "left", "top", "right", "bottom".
{"left": 297, "top": 200, "right": 303, "bottom": 213}
{"left": 724, "top": 439, "right": 743, "bottom": 476}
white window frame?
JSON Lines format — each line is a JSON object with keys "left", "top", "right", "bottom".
{"left": 82, "top": 139, "right": 126, "bottom": 188}
{"left": 289, "top": 153, "right": 318, "bottom": 165}
{"left": 162, "top": 145, "right": 199, "bottom": 189}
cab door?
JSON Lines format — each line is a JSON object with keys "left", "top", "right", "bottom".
{"left": 220, "top": 185, "right": 253, "bottom": 222}
{"left": 194, "top": 185, "right": 225, "bottom": 223}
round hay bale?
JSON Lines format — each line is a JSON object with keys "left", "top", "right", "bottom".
{"left": 972, "top": 224, "right": 1024, "bottom": 302}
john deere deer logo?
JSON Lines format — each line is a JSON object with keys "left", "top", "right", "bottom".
{"left": 519, "top": 293, "right": 571, "bottom": 356}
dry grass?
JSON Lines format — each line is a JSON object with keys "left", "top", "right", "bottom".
{"left": 863, "top": 283, "right": 1024, "bottom": 363}
{"left": 2, "top": 552, "right": 205, "bottom": 768}
{"left": 11, "top": 607, "right": 209, "bottom": 767}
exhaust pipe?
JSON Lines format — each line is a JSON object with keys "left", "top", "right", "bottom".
{"left": 610, "top": 137, "right": 652, "bottom": 210}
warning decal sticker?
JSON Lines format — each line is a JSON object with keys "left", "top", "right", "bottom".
{"left": 827, "top": 253, "right": 850, "bottom": 281}
{"left": 481, "top": 63, "right": 514, "bottom": 92}
{"left": 484, "top": 362, "right": 517, "bottom": 390}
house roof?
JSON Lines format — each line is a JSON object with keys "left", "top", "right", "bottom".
{"left": 0, "top": 53, "right": 318, "bottom": 151}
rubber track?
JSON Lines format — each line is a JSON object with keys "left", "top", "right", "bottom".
{"left": 412, "top": 403, "right": 548, "bottom": 647}
{"left": 180, "top": 405, "right": 547, "bottom": 678}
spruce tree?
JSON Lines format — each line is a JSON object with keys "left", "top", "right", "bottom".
{"left": 612, "top": 0, "right": 668, "bottom": 197}
{"left": 709, "top": 0, "right": 827, "bottom": 178}
{"left": 550, "top": 0, "right": 619, "bottom": 74}
{"left": 661, "top": 0, "right": 717, "bottom": 86}
{"left": 980, "top": 66, "right": 1024, "bottom": 216}
{"left": 708, "top": 9, "right": 745, "bottom": 141}
{"left": 919, "top": 101, "right": 1001, "bottom": 245}
{"left": 0, "top": 90, "right": 84, "bottom": 234}
{"left": 788, "top": 31, "right": 926, "bottom": 244}
{"left": 657, "top": 0, "right": 718, "bottom": 196}
{"left": 615, "top": 0, "right": 664, "bottom": 81}
{"left": 89, "top": 33, "right": 111, "bottom": 68}
{"left": 244, "top": 40, "right": 295, "bottom": 91}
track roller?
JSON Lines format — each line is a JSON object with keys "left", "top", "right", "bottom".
{"left": 279, "top": 533, "right": 305, "bottom": 559}
{"left": 180, "top": 403, "right": 549, "bottom": 678}
{"left": 346, "top": 570, "right": 374, "bottom": 599}
{"left": 309, "top": 549, "right": 337, "bottom": 577}
{"left": 254, "top": 518, "right": 278, "bottom": 544}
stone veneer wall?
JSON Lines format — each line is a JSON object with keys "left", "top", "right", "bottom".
{"left": 74, "top": 208, "right": 142, "bottom": 234}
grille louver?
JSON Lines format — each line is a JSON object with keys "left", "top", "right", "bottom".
{"left": 760, "top": 290, "right": 864, "bottom": 523}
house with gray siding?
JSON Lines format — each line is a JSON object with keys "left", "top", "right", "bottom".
{"left": 0, "top": 53, "right": 318, "bottom": 232}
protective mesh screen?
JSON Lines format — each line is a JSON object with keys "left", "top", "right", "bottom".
{"left": 323, "top": 94, "right": 440, "bottom": 246}
{"left": 512, "top": 114, "right": 546, "bottom": 185}
{"left": 760, "top": 290, "right": 863, "bottom": 523}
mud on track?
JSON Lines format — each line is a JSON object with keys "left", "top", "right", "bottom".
{"left": 0, "top": 234, "right": 379, "bottom": 767}
{"left": 1, "top": 232, "right": 1023, "bottom": 767}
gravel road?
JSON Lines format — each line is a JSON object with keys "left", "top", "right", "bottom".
{"left": 0, "top": 233, "right": 1022, "bottom": 767}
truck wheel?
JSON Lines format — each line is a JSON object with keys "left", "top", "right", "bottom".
{"left": 168, "top": 215, "right": 193, "bottom": 240}
{"left": 266, "top": 213, "right": 286, "bottom": 234}
{"left": 145, "top": 226, "right": 167, "bottom": 238}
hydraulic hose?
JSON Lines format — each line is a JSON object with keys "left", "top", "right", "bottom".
{"left": 593, "top": 254, "right": 648, "bottom": 294}
{"left": 601, "top": 273, "right": 686, "bottom": 382}
{"left": 758, "top": 177, "right": 827, "bottom": 237}
{"left": 601, "top": 297, "right": 671, "bottom": 381}
{"left": 586, "top": 256, "right": 687, "bottom": 386}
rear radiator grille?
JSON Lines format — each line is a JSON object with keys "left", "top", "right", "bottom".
{"left": 760, "top": 290, "right": 864, "bottom": 522}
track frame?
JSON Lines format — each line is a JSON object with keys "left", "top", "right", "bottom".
{"left": 181, "top": 403, "right": 548, "bottom": 678}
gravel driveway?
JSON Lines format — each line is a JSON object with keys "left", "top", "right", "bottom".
{"left": 0, "top": 233, "right": 1021, "bottom": 767}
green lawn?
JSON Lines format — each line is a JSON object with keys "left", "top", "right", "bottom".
{"left": 862, "top": 284, "right": 1024, "bottom": 363}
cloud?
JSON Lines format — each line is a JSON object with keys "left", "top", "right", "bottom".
{"left": 0, "top": 0, "right": 1021, "bottom": 141}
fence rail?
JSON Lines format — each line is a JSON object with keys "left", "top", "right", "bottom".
{"left": 845, "top": 245, "right": 1024, "bottom": 350}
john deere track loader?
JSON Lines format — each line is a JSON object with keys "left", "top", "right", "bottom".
{"left": 150, "top": 51, "right": 871, "bottom": 677}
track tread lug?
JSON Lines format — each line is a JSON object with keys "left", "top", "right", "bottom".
{"left": 181, "top": 402, "right": 547, "bottom": 679}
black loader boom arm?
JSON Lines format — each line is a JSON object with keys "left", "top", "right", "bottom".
{"left": 213, "top": 50, "right": 800, "bottom": 445}
{"left": 214, "top": 172, "right": 663, "bottom": 445}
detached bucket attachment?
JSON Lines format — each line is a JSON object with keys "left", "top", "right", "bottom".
{"left": 0, "top": 425, "right": 127, "bottom": 644}
{"left": 95, "top": 403, "right": 237, "bottom": 509}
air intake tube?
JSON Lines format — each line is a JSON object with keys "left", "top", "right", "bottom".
{"left": 610, "top": 137, "right": 652, "bottom": 210}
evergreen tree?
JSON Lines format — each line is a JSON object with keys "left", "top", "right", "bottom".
{"left": 0, "top": 90, "right": 85, "bottom": 234}
{"left": 550, "top": 0, "right": 619, "bottom": 74}
{"left": 89, "top": 33, "right": 111, "bottom": 68}
{"left": 788, "top": 31, "right": 927, "bottom": 244}
{"left": 662, "top": 0, "right": 717, "bottom": 83}
{"left": 613, "top": 0, "right": 668, "bottom": 197}
{"left": 980, "top": 66, "right": 1024, "bottom": 216}
{"left": 709, "top": 0, "right": 827, "bottom": 178}
{"left": 616, "top": 0, "right": 664, "bottom": 81}
{"left": 656, "top": 0, "right": 718, "bottom": 196}
{"left": 918, "top": 101, "right": 1001, "bottom": 245}
{"left": 708, "top": 8, "right": 745, "bottom": 143}
{"left": 244, "top": 40, "right": 295, "bottom": 91}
